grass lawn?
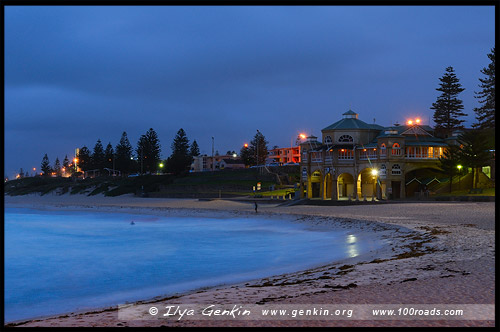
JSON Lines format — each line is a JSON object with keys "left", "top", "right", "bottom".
{"left": 432, "top": 187, "right": 495, "bottom": 197}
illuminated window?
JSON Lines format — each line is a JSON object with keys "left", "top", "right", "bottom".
{"left": 392, "top": 143, "right": 401, "bottom": 156}
{"left": 338, "top": 135, "right": 353, "bottom": 143}
{"left": 380, "top": 164, "right": 387, "bottom": 176}
{"left": 391, "top": 164, "right": 401, "bottom": 175}
{"left": 380, "top": 143, "right": 387, "bottom": 157}
{"left": 338, "top": 149, "right": 354, "bottom": 160}
{"left": 311, "top": 152, "right": 323, "bottom": 162}
{"left": 324, "top": 135, "right": 332, "bottom": 144}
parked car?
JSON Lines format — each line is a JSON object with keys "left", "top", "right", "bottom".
{"left": 266, "top": 162, "right": 281, "bottom": 167}
{"left": 128, "top": 173, "right": 140, "bottom": 177}
{"left": 284, "top": 162, "right": 298, "bottom": 166}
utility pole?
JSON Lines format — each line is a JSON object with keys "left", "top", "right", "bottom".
{"left": 256, "top": 130, "right": 260, "bottom": 165}
{"left": 211, "top": 137, "right": 214, "bottom": 171}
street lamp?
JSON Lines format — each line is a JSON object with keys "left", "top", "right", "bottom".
{"left": 212, "top": 137, "right": 215, "bottom": 171}
{"left": 457, "top": 165, "right": 463, "bottom": 190}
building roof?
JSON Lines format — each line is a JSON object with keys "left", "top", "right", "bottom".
{"left": 322, "top": 118, "right": 384, "bottom": 131}
{"left": 221, "top": 159, "right": 244, "bottom": 164}
{"left": 376, "top": 124, "right": 435, "bottom": 137}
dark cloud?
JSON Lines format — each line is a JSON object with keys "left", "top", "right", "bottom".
{"left": 4, "top": 5, "right": 495, "bottom": 178}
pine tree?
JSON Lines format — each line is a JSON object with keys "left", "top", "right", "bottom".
{"left": 240, "top": 144, "right": 253, "bottom": 166}
{"left": 190, "top": 140, "right": 200, "bottom": 157}
{"left": 53, "top": 157, "right": 61, "bottom": 177}
{"left": 19, "top": 168, "right": 25, "bottom": 178}
{"left": 136, "top": 128, "right": 161, "bottom": 174}
{"left": 473, "top": 47, "right": 495, "bottom": 130}
{"left": 115, "top": 132, "right": 133, "bottom": 174}
{"left": 438, "top": 144, "right": 461, "bottom": 193}
{"left": 41, "top": 154, "right": 51, "bottom": 177}
{"left": 104, "top": 142, "right": 115, "bottom": 171}
{"left": 250, "top": 130, "right": 269, "bottom": 166}
{"left": 91, "top": 139, "right": 105, "bottom": 172}
{"left": 63, "top": 155, "right": 71, "bottom": 174}
{"left": 77, "top": 146, "right": 91, "bottom": 172}
{"left": 458, "top": 130, "right": 491, "bottom": 189}
{"left": 431, "top": 66, "right": 467, "bottom": 135}
{"left": 168, "top": 128, "right": 193, "bottom": 175}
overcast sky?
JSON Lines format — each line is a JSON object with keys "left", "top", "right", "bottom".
{"left": 4, "top": 5, "right": 495, "bottom": 178}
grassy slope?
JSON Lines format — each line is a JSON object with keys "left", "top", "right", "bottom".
{"left": 4, "top": 168, "right": 299, "bottom": 198}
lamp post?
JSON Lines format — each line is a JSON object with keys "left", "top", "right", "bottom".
{"left": 211, "top": 137, "right": 214, "bottom": 171}
{"left": 457, "top": 165, "right": 462, "bottom": 190}
{"left": 256, "top": 130, "right": 260, "bottom": 165}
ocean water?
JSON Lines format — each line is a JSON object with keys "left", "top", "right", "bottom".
{"left": 5, "top": 207, "right": 386, "bottom": 322}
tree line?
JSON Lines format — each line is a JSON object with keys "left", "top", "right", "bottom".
{"left": 37, "top": 128, "right": 202, "bottom": 177}
{"left": 431, "top": 47, "right": 494, "bottom": 133}
{"left": 433, "top": 47, "right": 495, "bottom": 190}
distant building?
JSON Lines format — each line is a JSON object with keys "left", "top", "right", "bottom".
{"left": 267, "top": 146, "right": 301, "bottom": 164}
{"left": 299, "top": 110, "right": 452, "bottom": 200}
{"left": 218, "top": 158, "right": 246, "bottom": 170}
{"left": 191, "top": 154, "right": 242, "bottom": 172}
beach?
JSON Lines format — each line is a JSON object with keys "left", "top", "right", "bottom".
{"left": 4, "top": 194, "right": 495, "bottom": 327}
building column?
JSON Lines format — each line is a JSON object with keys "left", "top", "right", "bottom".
{"left": 307, "top": 175, "right": 312, "bottom": 199}
{"left": 319, "top": 173, "right": 324, "bottom": 199}
{"left": 331, "top": 178, "right": 338, "bottom": 201}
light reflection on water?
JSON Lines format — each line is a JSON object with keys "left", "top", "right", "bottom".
{"left": 5, "top": 207, "right": 385, "bottom": 322}
{"left": 346, "top": 234, "right": 359, "bottom": 257}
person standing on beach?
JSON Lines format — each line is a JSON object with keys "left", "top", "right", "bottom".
{"left": 254, "top": 201, "right": 258, "bottom": 213}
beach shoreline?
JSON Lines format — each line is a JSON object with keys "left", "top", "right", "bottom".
{"left": 4, "top": 194, "right": 495, "bottom": 327}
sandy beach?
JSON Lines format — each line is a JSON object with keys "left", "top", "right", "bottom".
{"left": 4, "top": 194, "right": 495, "bottom": 327}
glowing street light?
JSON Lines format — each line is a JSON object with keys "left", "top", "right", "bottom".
{"left": 407, "top": 120, "right": 413, "bottom": 125}
{"left": 371, "top": 169, "right": 379, "bottom": 176}
{"left": 415, "top": 118, "right": 421, "bottom": 124}
{"left": 457, "top": 165, "right": 463, "bottom": 190}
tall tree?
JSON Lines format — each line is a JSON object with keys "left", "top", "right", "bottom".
{"left": 41, "top": 154, "right": 51, "bottom": 177}
{"left": 458, "top": 130, "right": 492, "bottom": 189}
{"left": 115, "top": 132, "right": 133, "bottom": 174}
{"left": 168, "top": 128, "right": 193, "bottom": 175}
{"left": 240, "top": 144, "right": 253, "bottom": 166}
{"left": 104, "top": 142, "right": 115, "bottom": 171}
{"left": 77, "top": 146, "right": 91, "bottom": 172}
{"left": 136, "top": 128, "right": 161, "bottom": 174}
{"left": 91, "top": 139, "right": 105, "bottom": 172}
{"left": 63, "top": 155, "right": 71, "bottom": 175}
{"left": 250, "top": 130, "right": 269, "bottom": 166}
{"left": 431, "top": 66, "right": 467, "bottom": 135}
{"left": 18, "top": 168, "right": 25, "bottom": 178}
{"left": 438, "top": 144, "right": 461, "bottom": 193}
{"left": 190, "top": 140, "right": 200, "bottom": 157}
{"left": 53, "top": 157, "right": 61, "bottom": 177}
{"left": 473, "top": 47, "right": 495, "bottom": 130}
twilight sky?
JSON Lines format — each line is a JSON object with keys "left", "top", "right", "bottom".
{"left": 4, "top": 5, "right": 495, "bottom": 178}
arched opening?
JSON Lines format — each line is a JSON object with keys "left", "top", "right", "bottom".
{"left": 310, "top": 170, "right": 322, "bottom": 198}
{"left": 337, "top": 173, "right": 355, "bottom": 199}
{"left": 358, "top": 168, "right": 378, "bottom": 200}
